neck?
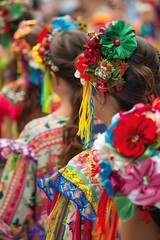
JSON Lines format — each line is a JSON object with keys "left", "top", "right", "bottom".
{"left": 53, "top": 96, "right": 72, "bottom": 118}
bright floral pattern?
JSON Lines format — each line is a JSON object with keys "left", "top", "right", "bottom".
{"left": 98, "top": 98, "right": 160, "bottom": 221}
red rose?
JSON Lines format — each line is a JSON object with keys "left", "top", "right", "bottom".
{"left": 113, "top": 114, "right": 157, "bottom": 158}
{"left": 84, "top": 39, "right": 102, "bottom": 66}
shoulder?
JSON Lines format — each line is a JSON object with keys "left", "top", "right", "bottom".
{"left": 20, "top": 114, "right": 68, "bottom": 143}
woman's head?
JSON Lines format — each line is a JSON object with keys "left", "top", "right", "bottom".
{"left": 49, "top": 29, "right": 88, "bottom": 95}
{"left": 75, "top": 20, "right": 160, "bottom": 147}
{"left": 32, "top": 15, "right": 88, "bottom": 112}
{"left": 13, "top": 20, "right": 45, "bottom": 133}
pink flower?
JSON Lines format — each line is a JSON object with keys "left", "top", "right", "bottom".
{"left": 121, "top": 158, "right": 160, "bottom": 205}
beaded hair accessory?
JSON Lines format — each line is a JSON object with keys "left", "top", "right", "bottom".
{"left": 75, "top": 20, "right": 138, "bottom": 148}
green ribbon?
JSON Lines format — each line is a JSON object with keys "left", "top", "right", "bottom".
{"left": 114, "top": 193, "right": 137, "bottom": 222}
{"left": 2, "top": 33, "right": 10, "bottom": 49}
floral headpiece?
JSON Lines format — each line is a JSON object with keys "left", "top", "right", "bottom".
{"left": 97, "top": 97, "right": 160, "bottom": 225}
{"left": 76, "top": 20, "right": 137, "bottom": 148}
{"left": 0, "top": 0, "right": 30, "bottom": 47}
{"left": 11, "top": 20, "right": 37, "bottom": 74}
{"left": 32, "top": 15, "right": 88, "bottom": 113}
{"left": 14, "top": 19, "right": 37, "bottom": 39}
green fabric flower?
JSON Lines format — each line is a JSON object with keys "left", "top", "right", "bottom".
{"left": 100, "top": 20, "right": 137, "bottom": 60}
{"left": 114, "top": 193, "right": 137, "bottom": 222}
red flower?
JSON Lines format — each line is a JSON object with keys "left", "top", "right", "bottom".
{"left": 117, "top": 86, "right": 123, "bottom": 91}
{"left": 153, "top": 98, "right": 160, "bottom": 111}
{"left": 107, "top": 66, "right": 112, "bottom": 72}
{"left": 115, "top": 61, "right": 120, "bottom": 67}
{"left": 76, "top": 56, "right": 88, "bottom": 74}
{"left": 81, "top": 73, "right": 90, "bottom": 82}
{"left": 84, "top": 39, "right": 102, "bottom": 66}
{"left": 113, "top": 114, "right": 157, "bottom": 158}
{"left": 134, "top": 103, "right": 152, "bottom": 114}
{"left": 121, "top": 62, "right": 128, "bottom": 69}
{"left": 119, "top": 70, "right": 125, "bottom": 76}
{"left": 109, "top": 88, "right": 114, "bottom": 93}
{"left": 102, "top": 61, "right": 107, "bottom": 67}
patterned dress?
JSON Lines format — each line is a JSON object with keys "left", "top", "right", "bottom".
{"left": 39, "top": 148, "right": 105, "bottom": 240}
{"left": 0, "top": 113, "right": 68, "bottom": 239}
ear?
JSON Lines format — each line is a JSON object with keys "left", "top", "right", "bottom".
{"left": 50, "top": 71, "right": 60, "bottom": 87}
{"left": 94, "top": 90, "right": 106, "bottom": 105}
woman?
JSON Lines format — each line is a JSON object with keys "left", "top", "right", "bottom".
{"left": 0, "top": 20, "right": 45, "bottom": 139}
{"left": 39, "top": 20, "right": 160, "bottom": 239}
{"left": 0, "top": 16, "right": 87, "bottom": 239}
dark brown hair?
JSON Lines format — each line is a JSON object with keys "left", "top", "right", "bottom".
{"left": 113, "top": 36, "right": 160, "bottom": 110}
{"left": 49, "top": 29, "right": 88, "bottom": 166}
{"left": 18, "top": 24, "right": 45, "bottom": 133}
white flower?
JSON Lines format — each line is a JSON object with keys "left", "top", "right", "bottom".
{"left": 74, "top": 70, "right": 80, "bottom": 78}
{"left": 93, "top": 133, "right": 105, "bottom": 150}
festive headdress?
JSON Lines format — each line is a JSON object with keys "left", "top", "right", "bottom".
{"left": 32, "top": 15, "right": 87, "bottom": 113}
{"left": 75, "top": 20, "right": 138, "bottom": 148}
{"left": 0, "top": 0, "right": 31, "bottom": 47}
{"left": 96, "top": 97, "right": 160, "bottom": 239}
{"left": 12, "top": 20, "right": 37, "bottom": 75}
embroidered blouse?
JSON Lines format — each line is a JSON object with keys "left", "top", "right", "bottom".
{"left": 0, "top": 113, "right": 68, "bottom": 239}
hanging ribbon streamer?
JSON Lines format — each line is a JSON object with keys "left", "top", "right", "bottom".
{"left": 77, "top": 82, "right": 94, "bottom": 149}
{"left": 41, "top": 70, "right": 53, "bottom": 113}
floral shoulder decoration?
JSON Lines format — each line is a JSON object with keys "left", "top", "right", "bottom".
{"left": 97, "top": 97, "right": 160, "bottom": 222}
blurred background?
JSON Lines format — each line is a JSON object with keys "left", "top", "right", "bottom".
{"left": 31, "top": 0, "right": 160, "bottom": 46}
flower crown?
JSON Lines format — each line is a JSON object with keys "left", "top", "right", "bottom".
{"left": 97, "top": 97, "right": 160, "bottom": 222}
{"left": 11, "top": 20, "right": 37, "bottom": 74}
{"left": 76, "top": 20, "right": 137, "bottom": 148}
{"left": 32, "top": 15, "right": 87, "bottom": 72}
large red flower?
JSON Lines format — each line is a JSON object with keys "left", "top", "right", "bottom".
{"left": 84, "top": 38, "right": 102, "bottom": 66}
{"left": 113, "top": 114, "right": 157, "bottom": 158}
